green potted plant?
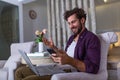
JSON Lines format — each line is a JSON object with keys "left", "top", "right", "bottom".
{"left": 35, "top": 29, "right": 47, "bottom": 52}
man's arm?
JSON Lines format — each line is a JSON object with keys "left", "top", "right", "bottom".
{"left": 51, "top": 49, "right": 86, "bottom": 72}
{"left": 42, "top": 37, "right": 86, "bottom": 72}
{"left": 69, "top": 58, "right": 86, "bottom": 72}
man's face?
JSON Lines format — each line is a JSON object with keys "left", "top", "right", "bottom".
{"left": 67, "top": 14, "right": 82, "bottom": 35}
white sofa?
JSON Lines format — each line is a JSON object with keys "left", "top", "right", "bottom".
{"left": 51, "top": 32, "right": 118, "bottom": 80}
{"left": 0, "top": 60, "right": 8, "bottom": 80}
{"left": 0, "top": 41, "right": 35, "bottom": 80}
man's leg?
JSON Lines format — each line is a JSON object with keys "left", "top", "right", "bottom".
{"left": 15, "top": 66, "right": 35, "bottom": 80}
{"left": 23, "top": 75, "right": 51, "bottom": 80}
{"left": 15, "top": 66, "right": 51, "bottom": 80}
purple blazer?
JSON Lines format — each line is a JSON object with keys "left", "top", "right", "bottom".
{"left": 65, "top": 28, "right": 101, "bottom": 74}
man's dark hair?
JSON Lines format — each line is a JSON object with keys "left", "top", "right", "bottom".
{"left": 64, "top": 7, "right": 86, "bottom": 21}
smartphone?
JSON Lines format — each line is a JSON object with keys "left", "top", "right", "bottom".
{"left": 47, "top": 49, "right": 56, "bottom": 54}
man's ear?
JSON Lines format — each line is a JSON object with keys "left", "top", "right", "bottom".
{"left": 80, "top": 18, "right": 85, "bottom": 24}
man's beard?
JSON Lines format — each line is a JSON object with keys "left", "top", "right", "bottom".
{"left": 73, "top": 24, "right": 83, "bottom": 36}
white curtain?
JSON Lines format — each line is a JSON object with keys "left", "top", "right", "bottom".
{"left": 47, "top": 0, "right": 96, "bottom": 48}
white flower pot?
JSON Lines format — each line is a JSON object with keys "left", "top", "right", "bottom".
{"left": 38, "top": 42, "right": 44, "bottom": 52}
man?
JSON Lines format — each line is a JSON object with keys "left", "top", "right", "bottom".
{"left": 43, "top": 7, "right": 101, "bottom": 73}
{"left": 15, "top": 7, "right": 101, "bottom": 80}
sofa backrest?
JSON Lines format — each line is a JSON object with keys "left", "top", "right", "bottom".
{"left": 10, "top": 41, "right": 35, "bottom": 56}
{"left": 97, "top": 32, "right": 118, "bottom": 74}
{"left": 4, "top": 41, "right": 35, "bottom": 66}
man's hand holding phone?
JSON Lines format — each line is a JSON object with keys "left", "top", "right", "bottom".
{"left": 43, "top": 37, "right": 72, "bottom": 64}
{"left": 47, "top": 49, "right": 56, "bottom": 54}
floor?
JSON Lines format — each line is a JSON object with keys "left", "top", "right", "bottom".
{"left": 108, "top": 70, "right": 118, "bottom": 80}
{"left": 107, "top": 53, "right": 120, "bottom": 80}
{"left": 107, "top": 47, "right": 120, "bottom": 80}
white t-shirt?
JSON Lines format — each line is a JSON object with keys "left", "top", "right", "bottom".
{"left": 66, "top": 41, "right": 77, "bottom": 58}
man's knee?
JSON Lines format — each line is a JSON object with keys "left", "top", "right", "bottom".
{"left": 23, "top": 75, "right": 51, "bottom": 80}
{"left": 15, "top": 66, "right": 51, "bottom": 80}
{"left": 15, "top": 66, "right": 26, "bottom": 80}
{"left": 15, "top": 66, "right": 35, "bottom": 80}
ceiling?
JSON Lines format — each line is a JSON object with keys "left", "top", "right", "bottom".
{"left": 95, "top": 0, "right": 120, "bottom": 6}
{"left": 0, "top": 0, "right": 120, "bottom": 8}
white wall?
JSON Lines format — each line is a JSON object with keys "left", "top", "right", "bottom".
{"left": 23, "top": 0, "right": 48, "bottom": 42}
{"left": 1, "top": 0, "right": 48, "bottom": 42}
{"left": 3, "top": 0, "right": 120, "bottom": 41}
{"left": 96, "top": 2, "right": 120, "bottom": 33}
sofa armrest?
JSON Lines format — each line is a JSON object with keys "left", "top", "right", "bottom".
{"left": 0, "top": 60, "right": 6, "bottom": 68}
{"left": 0, "top": 68, "right": 8, "bottom": 80}
{"left": 4, "top": 55, "right": 21, "bottom": 68}
{"left": 4, "top": 56, "right": 21, "bottom": 80}
{"left": 7, "top": 62, "right": 21, "bottom": 80}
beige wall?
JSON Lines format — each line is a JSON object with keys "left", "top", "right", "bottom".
{"left": 96, "top": 2, "right": 120, "bottom": 33}
{"left": 23, "top": 0, "right": 48, "bottom": 42}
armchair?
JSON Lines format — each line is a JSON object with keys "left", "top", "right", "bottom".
{"left": 51, "top": 32, "right": 118, "bottom": 80}
{"left": 0, "top": 41, "right": 35, "bottom": 80}
{"left": 0, "top": 60, "right": 8, "bottom": 80}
